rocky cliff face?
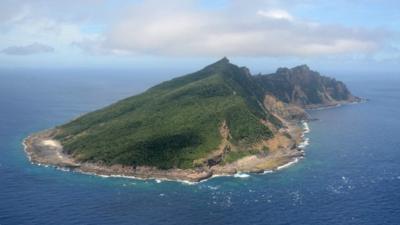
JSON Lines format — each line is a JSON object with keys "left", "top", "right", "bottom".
{"left": 255, "top": 65, "right": 359, "bottom": 108}
{"left": 24, "top": 58, "right": 361, "bottom": 181}
{"left": 31, "top": 59, "right": 359, "bottom": 170}
{"left": 51, "top": 58, "right": 281, "bottom": 170}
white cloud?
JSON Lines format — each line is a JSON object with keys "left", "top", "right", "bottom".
{"left": 88, "top": 1, "right": 383, "bottom": 57}
{"left": 257, "top": 9, "right": 294, "bottom": 21}
{"left": 0, "top": 2, "right": 101, "bottom": 56}
{"left": 0, "top": 0, "right": 390, "bottom": 59}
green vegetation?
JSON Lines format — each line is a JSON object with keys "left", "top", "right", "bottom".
{"left": 55, "top": 58, "right": 278, "bottom": 169}
{"left": 53, "top": 59, "right": 354, "bottom": 170}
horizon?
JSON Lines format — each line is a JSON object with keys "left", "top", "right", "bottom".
{"left": 0, "top": 0, "right": 399, "bottom": 73}
{"left": 1, "top": 57, "right": 398, "bottom": 83}
{"left": 2, "top": 2, "right": 400, "bottom": 224}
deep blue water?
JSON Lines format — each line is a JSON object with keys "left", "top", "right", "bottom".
{"left": 0, "top": 69, "right": 399, "bottom": 225}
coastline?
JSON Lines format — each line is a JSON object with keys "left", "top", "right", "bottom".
{"left": 23, "top": 120, "right": 309, "bottom": 183}
{"left": 304, "top": 98, "right": 366, "bottom": 110}
{"left": 23, "top": 98, "right": 365, "bottom": 183}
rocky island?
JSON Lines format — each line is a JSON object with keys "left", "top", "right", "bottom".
{"left": 24, "top": 58, "right": 360, "bottom": 182}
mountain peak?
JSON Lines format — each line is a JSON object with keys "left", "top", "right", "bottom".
{"left": 276, "top": 64, "right": 311, "bottom": 74}
{"left": 256, "top": 64, "right": 357, "bottom": 107}
{"left": 218, "top": 56, "right": 230, "bottom": 64}
{"left": 291, "top": 64, "right": 310, "bottom": 72}
{"left": 276, "top": 67, "right": 290, "bottom": 74}
{"left": 212, "top": 57, "right": 230, "bottom": 66}
{"left": 203, "top": 57, "right": 233, "bottom": 71}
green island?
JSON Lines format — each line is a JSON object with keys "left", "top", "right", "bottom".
{"left": 24, "top": 58, "right": 359, "bottom": 182}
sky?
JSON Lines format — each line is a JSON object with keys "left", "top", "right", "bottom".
{"left": 0, "top": 0, "right": 399, "bottom": 73}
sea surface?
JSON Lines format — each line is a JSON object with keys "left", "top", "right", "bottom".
{"left": 0, "top": 69, "right": 399, "bottom": 225}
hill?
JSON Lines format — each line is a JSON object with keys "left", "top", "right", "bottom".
{"left": 255, "top": 65, "right": 359, "bottom": 108}
{"left": 24, "top": 58, "right": 359, "bottom": 181}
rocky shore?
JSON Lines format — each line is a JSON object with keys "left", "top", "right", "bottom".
{"left": 23, "top": 121, "right": 307, "bottom": 183}
{"left": 22, "top": 60, "right": 362, "bottom": 183}
{"left": 23, "top": 98, "right": 364, "bottom": 183}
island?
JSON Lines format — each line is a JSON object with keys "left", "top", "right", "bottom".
{"left": 24, "top": 58, "right": 360, "bottom": 182}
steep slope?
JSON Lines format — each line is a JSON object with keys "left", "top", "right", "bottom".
{"left": 255, "top": 65, "right": 359, "bottom": 108}
{"left": 52, "top": 58, "right": 280, "bottom": 169}
{"left": 24, "top": 59, "right": 360, "bottom": 181}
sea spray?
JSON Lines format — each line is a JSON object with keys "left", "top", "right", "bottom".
{"left": 276, "top": 157, "right": 301, "bottom": 170}
{"left": 275, "top": 121, "right": 311, "bottom": 171}
{"left": 233, "top": 173, "right": 250, "bottom": 178}
{"left": 302, "top": 121, "right": 310, "bottom": 134}
{"left": 23, "top": 121, "right": 312, "bottom": 184}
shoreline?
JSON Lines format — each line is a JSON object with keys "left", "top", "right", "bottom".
{"left": 23, "top": 120, "right": 309, "bottom": 183}
{"left": 304, "top": 98, "right": 367, "bottom": 111}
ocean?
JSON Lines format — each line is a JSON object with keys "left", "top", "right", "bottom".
{"left": 0, "top": 69, "right": 399, "bottom": 225}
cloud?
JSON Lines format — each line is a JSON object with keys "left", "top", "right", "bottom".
{"left": 1, "top": 43, "right": 54, "bottom": 55}
{"left": 0, "top": 1, "right": 101, "bottom": 56}
{"left": 78, "top": 0, "right": 385, "bottom": 57}
{"left": 0, "top": 0, "right": 392, "bottom": 59}
{"left": 257, "top": 9, "right": 294, "bottom": 21}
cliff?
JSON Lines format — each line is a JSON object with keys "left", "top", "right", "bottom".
{"left": 255, "top": 65, "right": 359, "bottom": 109}
{"left": 24, "top": 58, "right": 359, "bottom": 182}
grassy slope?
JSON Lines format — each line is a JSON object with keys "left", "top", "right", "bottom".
{"left": 54, "top": 59, "right": 279, "bottom": 169}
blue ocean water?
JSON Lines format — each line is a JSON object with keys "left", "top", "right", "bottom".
{"left": 0, "top": 69, "right": 399, "bottom": 225}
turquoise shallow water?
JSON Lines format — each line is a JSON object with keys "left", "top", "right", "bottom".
{"left": 0, "top": 70, "right": 399, "bottom": 225}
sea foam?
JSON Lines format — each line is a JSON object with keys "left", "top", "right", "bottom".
{"left": 25, "top": 120, "right": 312, "bottom": 184}
{"left": 234, "top": 173, "right": 250, "bottom": 178}
{"left": 302, "top": 121, "right": 310, "bottom": 134}
{"left": 276, "top": 158, "right": 300, "bottom": 170}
